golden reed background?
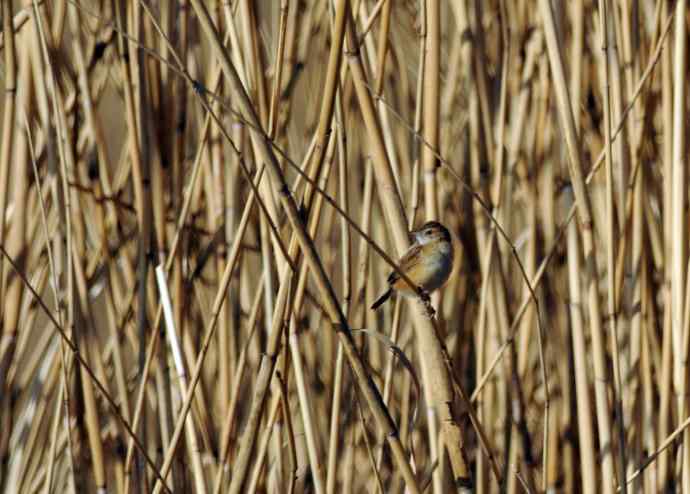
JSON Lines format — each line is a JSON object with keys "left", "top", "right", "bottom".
{"left": 0, "top": 1, "right": 685, "bottom": 493}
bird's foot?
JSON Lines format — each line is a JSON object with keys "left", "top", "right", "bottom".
{"left": 417, "top": 289, "right": 436, "bottom": 319}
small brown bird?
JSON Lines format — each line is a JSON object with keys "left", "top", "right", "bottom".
{"left": 371, "top": 221, "right": 454, "bottom": 310}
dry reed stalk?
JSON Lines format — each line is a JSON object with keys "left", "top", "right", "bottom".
{"left": 566, "top": 187, "right": 597, "bottom": 493}
{"left": 29, "top": 4, "right": 100, "bottom": 492}
{"left": 122, "top": 106, "right": 219, "bottom": 486}
{"left": 325, "top": 91, "right": 353, "bottom": 494}
{"left": 0, "top": 2, "right": 38, "bottom": 51}
{"left": 25, "top": 105, "right": 77, "bottom": 494}
{"left": 472, "top": 3, "right": 673, "bottom": 402}
{"left": 598, "top": 2, "right": 627, "bottom": 492}
{"left": 616, "top": 1, "right": 644, "bottom": 487}
{"left": 285, "top": 136, "right": 339, "bottom": 494}
{"left": 69, "top": 7, "right": 133, "bottom": 460}
{"left": 0, "top": 0, "right": 24, "bottom": 472}
{"left": 360, "top": 5, "right": 402, "bottom": 208}
{"left": 109, "top": 4, "right": 147, "bottom": 486}
{"left": 345, "top": 4, "right": 473, "bottom": 491}
{"left": 539, "top": 1, "right": 617, "bottom": 492}
{"left": 0, "top": 0, "right": 16, "bottom": 333}
{"left": 0, "top": 0, "right": 25, "bottom": 474}
{"left": 2, "top": 1, "right": 690, "bottom": 492}
{"left": 245, "top": 392, "right": 282, "bottom": 493}
{"left": 276, "top": 369, "right": 299, "bottom": 494}
{"left": 279, "top": 11, "right": 347, "bottom": 421}
{"left": 155, "top": 265, "right": 207, "bottom": 493}
{"left": 484, "top": 5, "right": 541, "bottom": 492}
{"left": 214, "top": 280, "right": 264, "bottom": 493}
{"left": 147, "top": 160, "right": 275, "bottom": 494}
{"left": 186, "top": 4, "right": 426, "bottom": 494}
{"left": 0, "top": 240, "right": 169, "bottom": 491}
{"left": 627, "top": 148, "right": 645, "bottom": 492}
{"left": 670, "top": 1, "right": 689, "bottom": 491}
{"left": 565, "top": 2, "right": 595, "bottom": 491}
{"left": 418, "top": 6, "right": 442, "bottom": 491}
{"left": 421, "top": 0, "right": 439, "bottom": 222}
{"left": 658, "top": 10, "right": 675, "bottom": 478}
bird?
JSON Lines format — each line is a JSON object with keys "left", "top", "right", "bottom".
{"left": 371, "top": 221, "right": 454, "bottom": 310}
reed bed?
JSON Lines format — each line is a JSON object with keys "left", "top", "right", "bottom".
{"left": 0, "top": 0, "right": 687, "bottom": 492}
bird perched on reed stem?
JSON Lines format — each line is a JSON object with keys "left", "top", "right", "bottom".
{"left": 371, "top": 221, "right": 454, "bottom": 310}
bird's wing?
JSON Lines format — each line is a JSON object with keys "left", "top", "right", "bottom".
{"left": 387, "top": 243, "right": 423, "bottom": 285}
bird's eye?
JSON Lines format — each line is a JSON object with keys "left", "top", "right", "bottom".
{"left": 426, "top": 229, "right": 433, "bottom": 235}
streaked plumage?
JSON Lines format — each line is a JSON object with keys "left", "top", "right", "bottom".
{"left": 371, "top": 221, "right": 454, "bottom": 310}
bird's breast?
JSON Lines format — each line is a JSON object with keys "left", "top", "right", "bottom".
{"left": 419, "top": 251, "right": 453, "bottom": 291}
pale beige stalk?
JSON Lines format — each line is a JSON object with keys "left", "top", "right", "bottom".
{"left": 539, "top": 1, "right": 617, "bottom": 491}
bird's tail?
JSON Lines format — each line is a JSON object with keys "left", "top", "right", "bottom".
{"left": 370, "top": 288, "right": 393, "bottom": 310}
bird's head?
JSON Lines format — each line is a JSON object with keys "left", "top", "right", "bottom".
{"left": 412, "top": 221, "right": 451, "bottom": 245}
